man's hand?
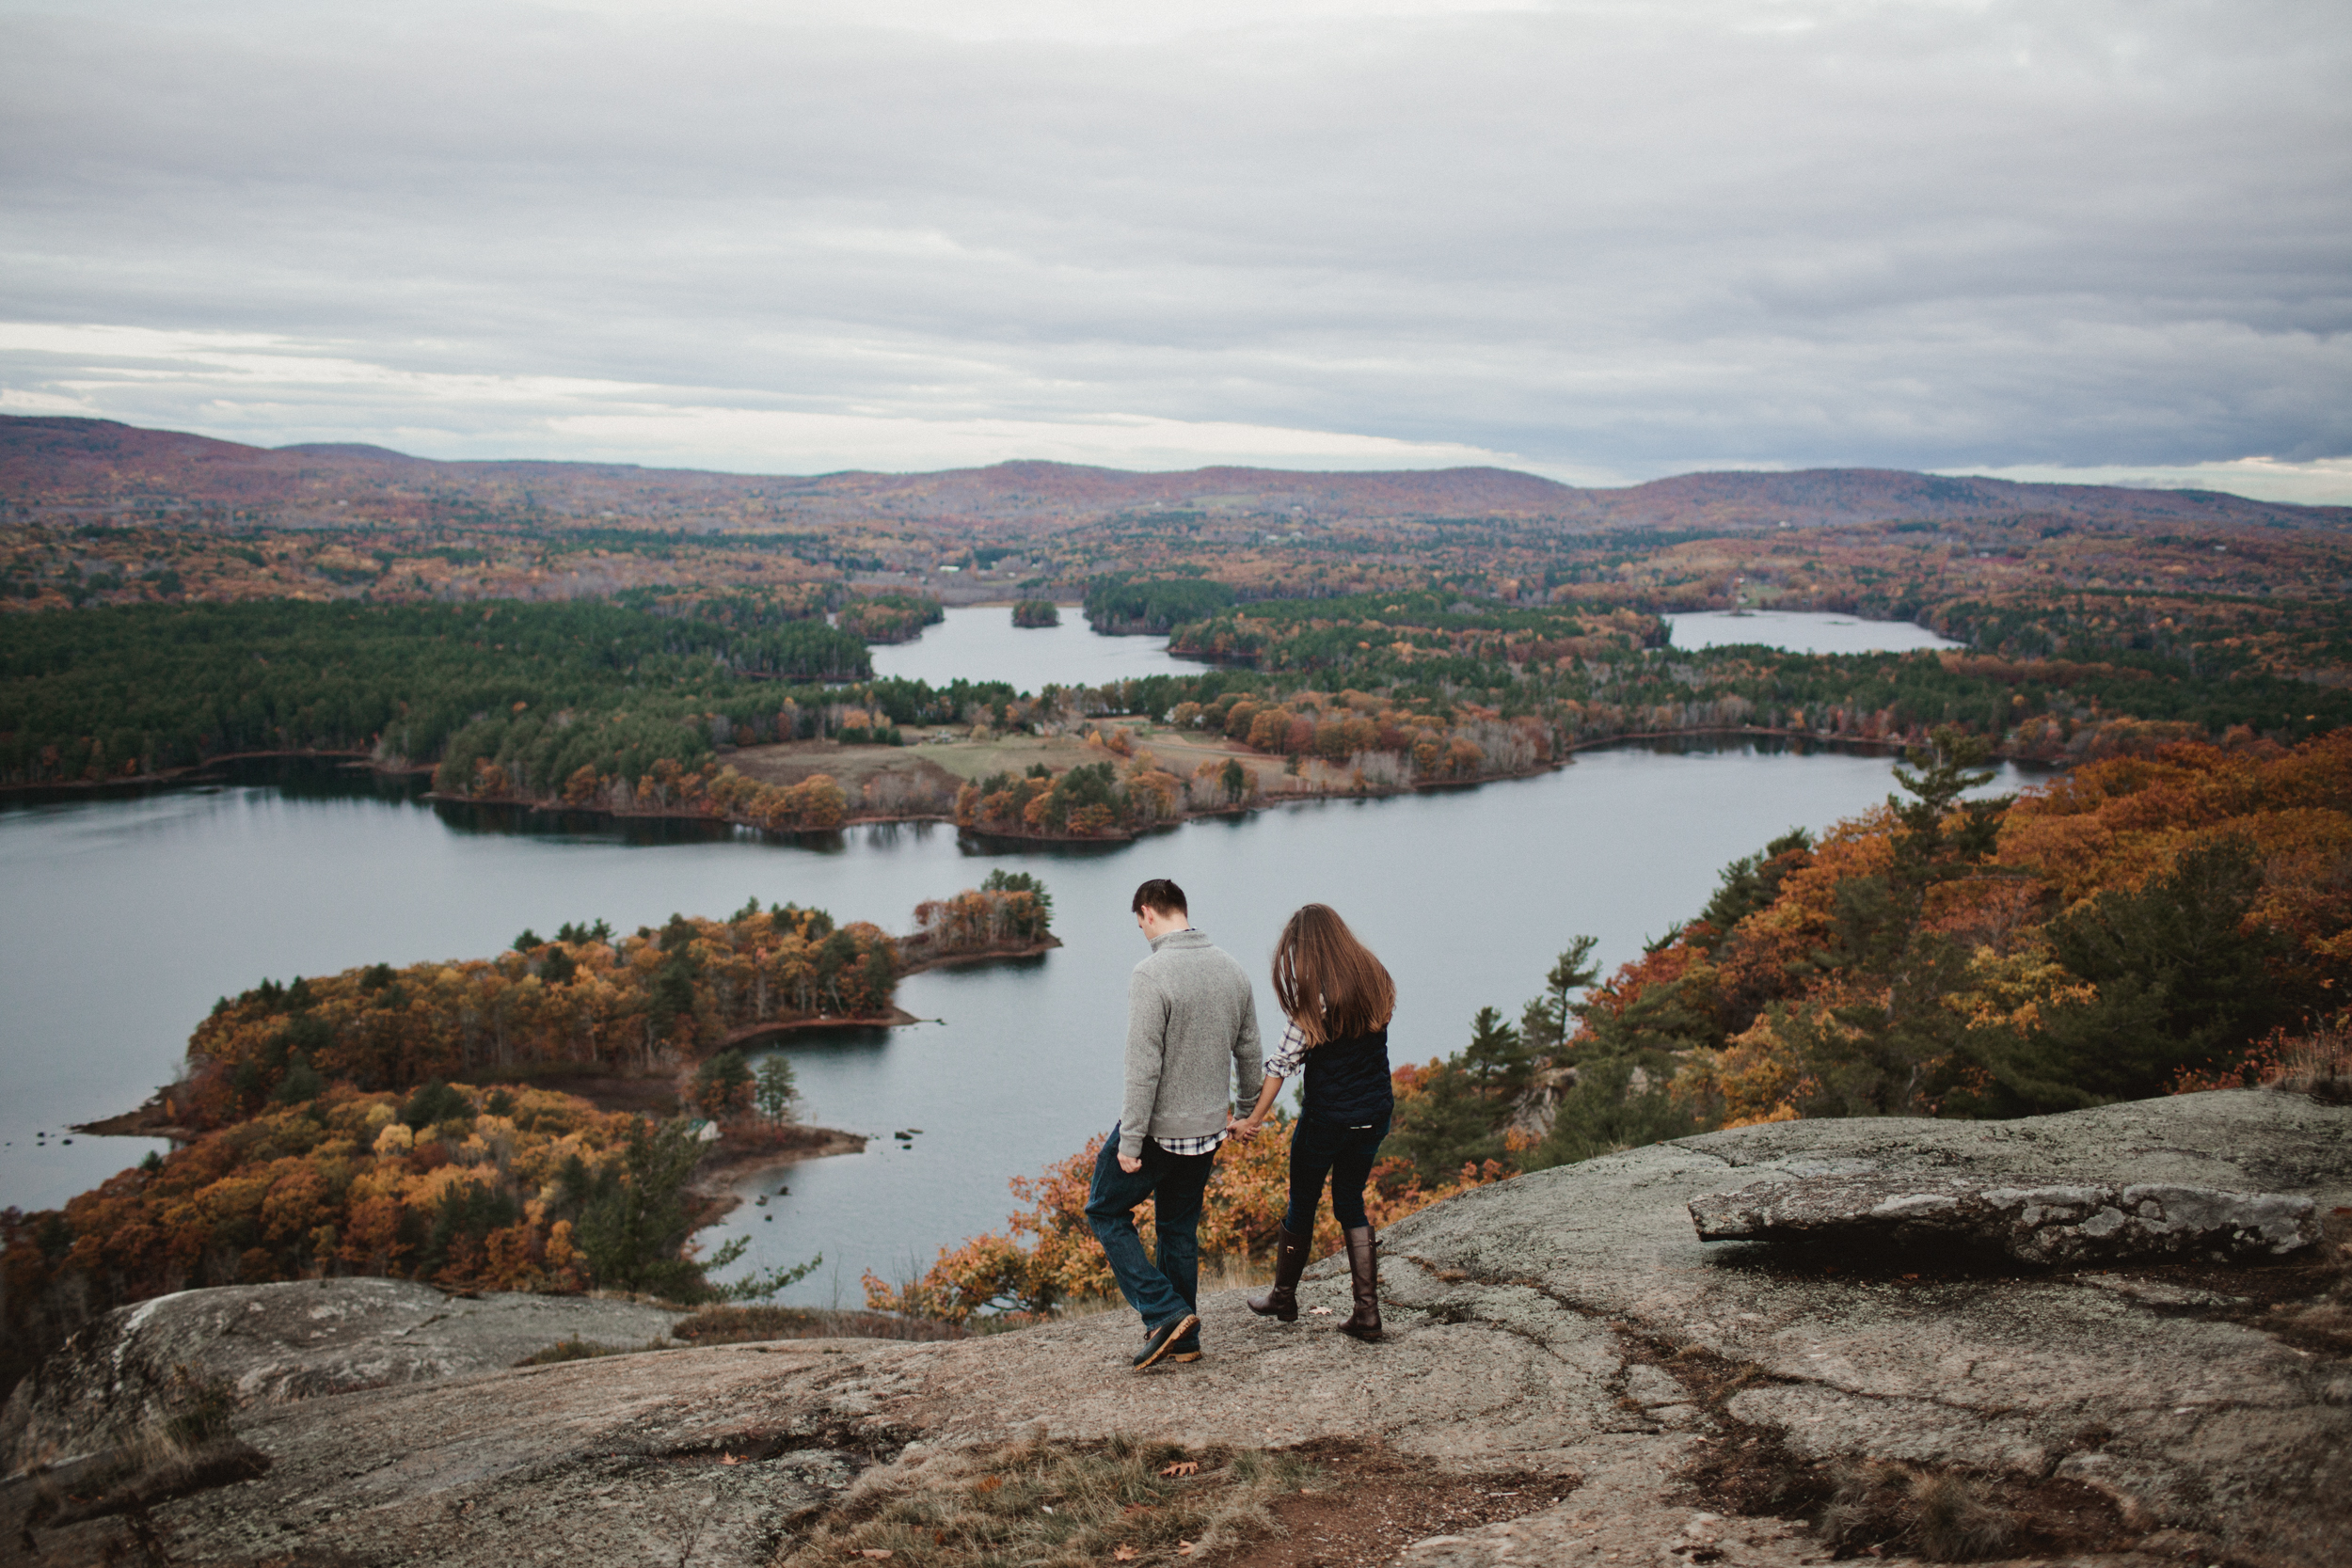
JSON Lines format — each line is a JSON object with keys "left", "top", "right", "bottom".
{"left": 1118, "top": 1153, "right": 1143, "bottom": 1174}
{"left": 1225, "top": 1114, "right": 1256, "bottom": 1141}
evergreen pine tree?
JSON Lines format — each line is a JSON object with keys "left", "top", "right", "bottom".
{"left": 755, "top": 1054, "right": 799, "bottom": 1124}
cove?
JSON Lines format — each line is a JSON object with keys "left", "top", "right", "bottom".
{"left": 0, "top": 742, "right": 2028, "bottom": 1303}
{"left": 866, "top": 605, "right": 1213, "bottom": 689}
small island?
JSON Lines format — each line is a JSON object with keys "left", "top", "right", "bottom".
{"left": 1009, "top": 597, "right": 1060, "bottom": 628}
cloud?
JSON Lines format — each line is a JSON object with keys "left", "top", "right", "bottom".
{"left": 1, "top": 0, "right": 2345, "bottom": 493}
{"left": 1945, "top": 459, "right": 2352, "bottom": 509}
{"left": 0, "top": 321, "right": 1530, "bottom": 473}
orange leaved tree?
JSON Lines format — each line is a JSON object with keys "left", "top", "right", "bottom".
{"left": 862, "top": 1093, "right": 1504, "bottom": 1327}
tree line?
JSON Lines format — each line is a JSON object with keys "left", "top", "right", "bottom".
{"left": 180, "top": 879, "right": 1055, "bottom": 1129}
{"left": 9, "top": 592, "right": 2344, "bottom": 820}
{"left": 0, "top": 597, "right": 1030, "bottom": 789}
{"left": 1154, "top": 586, "right": 2352, "bottom": 756}
{"left": 1083, "top": 575, "right": 1235, "bottom": 634}
{"left": 0, "top": 598, "right": 876, "bottom": 785}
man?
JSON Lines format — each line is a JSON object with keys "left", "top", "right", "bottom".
{"left": 1085, "top": 877, "right": 1263, "bottom": 1370}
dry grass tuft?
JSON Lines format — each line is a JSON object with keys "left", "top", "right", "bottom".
{"left": 514, "top": 1336, "right": 674, "bottom": 1366}
{"left": 2264, "top": 1017, "right": 2352, "bottom": 1104}
{"left": 673, "top": 1305, "right": 968, "bottom": 1344}
{"left": 518, "top": 1304, "right": 972, "bottom": 1364}
{"left": 24, "top": 1367, "right": 271, "bottom": 1531}
{"left": 1817, "top": 1461, "right": 2015, "bottom": 1562}
{"left": 773, "top": 1433, "right": 1319, "bottom": 1568}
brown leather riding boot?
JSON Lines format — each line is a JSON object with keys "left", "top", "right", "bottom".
{"left": 1340, "top": 1226, "right": 1382, "bottom": 1341}
{"left": 1247, "top": 1222, "right": 1311, "bottom": 1322}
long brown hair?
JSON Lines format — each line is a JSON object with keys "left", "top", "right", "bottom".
{"left": 1272, "top": 904, "right": 1395, "bottom": 1047}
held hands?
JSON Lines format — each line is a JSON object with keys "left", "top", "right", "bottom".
{"left": 1225, "top": 1113, "right": 1263, "bottom": 1142}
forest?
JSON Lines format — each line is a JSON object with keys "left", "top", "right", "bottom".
{"left": 14, "top": 577, "right": 2344, "bottom": 835}
{"left": 0, "top": 596, "right": 1037, "bottom": 793}
{"left": 177, "top": 877, "right": 1048, "bottom": 1130}
{"left": 1150, "top": 582, "right": 2352, "bottom": 758}
{"left": 868, "top": 729, "right": 2352, "bottom": 1325}
{"left": 0, "top": 596, "right": 879, "bottom": 785}
{"left": 1367, "top": 728, "right": 2352, "bottom": 1180}
{"left": 1082, "top": 575, "right": 1235, "bottom": 634}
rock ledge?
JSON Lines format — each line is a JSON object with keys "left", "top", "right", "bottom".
{"left": 1687, "top": 1172, "right": 2319, "bottom": 1263}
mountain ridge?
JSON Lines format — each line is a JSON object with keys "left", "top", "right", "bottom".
{"left": 4, "top": 414, "right": 2344, "bottom": 534}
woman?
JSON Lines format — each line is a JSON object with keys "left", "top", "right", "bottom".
{"left": 1232, "top": 903, "right": 1394, "bottom": 1341}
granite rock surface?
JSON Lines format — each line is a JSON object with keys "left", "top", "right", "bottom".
{"left": 1, "top": 1276, "right": 686, "bottom": 1468}
{"left": 4, "top": 1089, "right": 2346, "bottom": 1568}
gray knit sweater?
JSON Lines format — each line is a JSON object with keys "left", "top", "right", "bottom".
{"left": 1120, "top": 927, "right": 1263, "bottom": 1158}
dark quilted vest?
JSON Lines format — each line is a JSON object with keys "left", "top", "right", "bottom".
{"left": 1300, "top": 1026, "right": 1394, "bottom": 1126}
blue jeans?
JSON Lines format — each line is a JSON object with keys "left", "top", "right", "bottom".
{"left": 1085, "top": 1124, "right": 1216, "bottom": 1333}
{"left": 1283, "top": 1114, "right": 1391, "bottom": 1233}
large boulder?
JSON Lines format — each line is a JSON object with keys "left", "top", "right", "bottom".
{"left": 1687, "top": 1172, "right": 2320, "bottom": 1263}
{"left": 5, "top": 1090, "right": 2346, "bottom": 1568}
{"left": 2, "top": 1276, "right": 684, "bottom": 1470}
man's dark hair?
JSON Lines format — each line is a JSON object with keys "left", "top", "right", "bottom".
{"left": 1131, "top": 878, "right": 1187, "bottom": 918}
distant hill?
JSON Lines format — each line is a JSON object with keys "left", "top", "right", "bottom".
{"left": 4, "top": 414, "right": 2343, "bottom": 534}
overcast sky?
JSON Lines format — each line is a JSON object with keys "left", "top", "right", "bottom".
{"left": 2, "top": 0, "right": 2347, "bottom": 499}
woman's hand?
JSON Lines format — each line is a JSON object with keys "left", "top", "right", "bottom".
{"left": 1234, "top": 1075, "right": 1284, "bottom": 1141}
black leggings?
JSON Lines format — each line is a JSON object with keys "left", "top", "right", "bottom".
{"left": 1282, "top": 1114, "right": 1392, "bottom": 1233}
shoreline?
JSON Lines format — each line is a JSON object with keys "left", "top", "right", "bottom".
{"left": 690, "top": 1126, "right": 871, "bottom": 1224}
{"left": 0, "top": 723, "right": 2073, "bottom": 815}
{"left": 0, "top": 748, "right": 423, "bottom": 801}
{"left": 72, "top": 1100, "right": 199, "bottom": 1141}
{"left": 897, "top": 936, "right": 1062, "bottom": 975}
{"left": 718, "top": 1006, "right": 927, "bottom": 1051}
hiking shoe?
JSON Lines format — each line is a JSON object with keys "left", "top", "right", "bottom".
{"left": 1138, "top": 1323, "right": 1203, "bottom": 1362}
{"left": 1132, "top": 1313, "right": 1200, "bottom": 1370}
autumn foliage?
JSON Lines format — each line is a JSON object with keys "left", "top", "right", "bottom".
{"left": 177, "top": 903, "right": 899, "bottom": 1130}
{"left": 861, "top": 1105, "right": 1506, "bottom": 1326}
{"left": 1660, "top": 729, "right": 2352, "bottom": 1126}
{"left": 522, "top": 757, "right": 852, "bottom": 832}
{"left": 0, "top": 1081, "right": 745, "bottom": 1403}
{"left": 1389, "top": 728, "right": 2352, "bottom": 1185}
{"left": 903, "top": 873, "right": 1056, "bottom": 958}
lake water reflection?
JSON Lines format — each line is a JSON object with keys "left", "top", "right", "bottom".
{"left": 0, "top": 743, "right": 2025, "bottom": 1303}
{"left": 1664, "top": 610, "right": 1960, "bottom": 655}
{"left": 867, "top": 605, "right": 1212, "bottom": 690}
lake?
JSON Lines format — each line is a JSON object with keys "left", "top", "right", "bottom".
{"left": 1664, "top": 610, "right": 1960, "bottom": 655}
{"left": 0, "top": 605, "right": 2005, "bottom": 1303}
{"left": 0, "top": 742, "right": 2027, "bottom": 1303}
{"left": 874, "top": 605, "right": 1962, "bottom": 690}
{"left": 868, "top": 605, "right": 1213, "bottom": 689}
